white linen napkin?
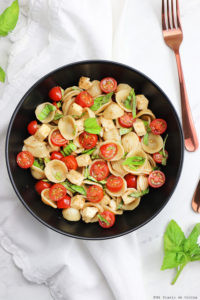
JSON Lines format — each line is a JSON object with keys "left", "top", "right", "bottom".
{"left": 0, "top": 0, "right": 146, "bottom": 299}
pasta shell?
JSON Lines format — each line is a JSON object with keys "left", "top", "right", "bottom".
{"left": 93, "top": 95, "right": 112, "bottom": 115}
{"left": 63, "top": 90, "right": 80, "bottom": 103}
{"left": 141, "top": 133, "right": 163, "bottom": 154}
{"left": 82, "top": 107, "right": 95, "bottom": 119}
{"left": 24, "top": 144, "right": 49, "bottom": 158}
{"left": 108, "top": 160, "right": 128, "bottom": 177}
{"left": 147, "top": 154, "right": 157, "bottom": 168}
{"left": 98, "top": 140, "right": 124, "bottom": 161}
{"left": 136, "top": 95, "right": 149, "bottom": 110}
{"left": 137, "top": 175, "right": 149, "bottom": 191}
{"left": 79, "top": 77, "right": 92, "bottom": 90}
{"left": 116, "top": 83, "right": 132, "bottom": 93}
{"left": 58, "top": 115, "right": 77, "bottom": 140}
{"left": 62, "top": 208, "right": 81, "bottom": 221}
{"left": 62, "top": 97, "right": 75, "bottom": 115}
{"left": 122, "top": 188, "right": 139, "bottom": 205}
{"left": 35, "top": 102, "right": 56, "bottom": 123}
{"left": 100, "top": 194, "right": 111, "bottom": 206}
{"left": 121, "top": 132, "right": 140, "bottom": 153}
{"left": 31, "top": 165, "right": 45, "bottom": 180}
{"left": 44, "top": 159, "right": 68, "bottom": 183}
{"left": 41, "top": 188, "right": 57, "bottom": 208}
{"left": 101, "top": 204, "right": 123, "bottom": 215}
{"left": 48, "top": 127, "right": 60, "bottom": 149}
{"left": 103, "top": 102, "right": 124, "bottom": 119}
{"left": 116, "top": 89, "right": 132, "bottom": 112}
{"left": 71, "top": 195, "right": 85, "bottom": 210}
{"left": 83, "top": 180, "right": 102, "bottom": 187}
{"left": 87, "top": 80, "right": 101, "bottom": 98}
{"left": 122, "top": 198, "right": 141, "bottom": 211}
{"left": 68, "top": 103, "right": 83, "bottom": 118}
{"left": 106, "top": 177, "right": 127, "bottom": 197}
{"left": 136, "top": 109, "right": 155, "bottom": 120}
{"left": 123, "top": 148, "right": 148, "bottom": 175}
{"left": 103, "top": 127, "right": 120, "bottom": 142}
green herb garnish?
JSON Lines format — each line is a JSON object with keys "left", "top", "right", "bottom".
{"left": 117, "top": 201, "right": 123, "bottom": 210}
{"left": 37, "top": 104, "right": 56, "bottom": 121}
{"left": 129, "top": 188, "right": 149, "bottom": 198}
{"left": 0, "top": 67, "right": 5, "bottom": 83}
{"left": 90, "top": 92, "right": 113, "bottom": 112}
{"left": 82, "top": 148, "right": 96, "bottom": 155}
{"left": 142, "top": 121, "right": 151, "bottom": 145}
{"left": 161, "top": 220, "right": 200, "bottom": 285}
{"left": 60, "top": 181, "right": 75, "bottom": 193}
{"left": 63, "top": 142, "right": 77, "bottom": 156}
{"left": 119, "top": 127, "right": 132, "bottom": 136}
{"left": 33, "top": 158, "right": 45, "bottom": 170}
{"left": 56, "top": 101, "right": 62, "bottom": 108}
{"left": 61, "top": 180, "right": 86, "bottom": 195}
{"left": 123, "top": 156, "right": 145, "bottom": 170}
{"left": 44, "top": 157, "right": 50, "bottom": 164}
{"left": 132, "top": 90, "right": 136, "bottom": 119}
{"left": 55, "top": 172, "right": 62, "bottom": 181}
{"left": 160, "top": 134, "right": 168, "bottom": 166}
{"left": 53, "top": 112, "right": 63, "bottom": 121}
{"left": 97, "top": 214, "right": 110, "bottom": 225}
{"left": 0, "top": 0, "right": 19, "bottom": 37}
{"left": 84, "top": 118, "right": 101, "bottom": 135}
{"left": 91, "top": 153, "right": 100, "bottom": 160}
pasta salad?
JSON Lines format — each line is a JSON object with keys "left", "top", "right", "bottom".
{"left": 16, "top": 76, "right": 168, "bottom": 229}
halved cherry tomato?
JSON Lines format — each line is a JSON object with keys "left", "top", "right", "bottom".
{"left": 51, "top": 129, "right": 68, "bottom": 146}
{"left": 27, "top": 120, "right": 38, "bottom": 135}
{"left": 153, "top": 150, "right": 168, "bottom": 164}
{"left": 90, "top": 161, "right": 109, "bottom": 181}
{"left": 98, "top": 210, "right": 115, "bottom": 228}
{"left": 49, "top": 184, "right": 67, "bottom": 201}
{"left": 62, "top": 155, "right": 78, "bottom": 170}
{"left": 118, "top": 113, "right": 135, "bottom": 128}
{"left": 50, "top": 151, "right": 64, "bottom": 160}
{"left": 150, "top": 119, "right": 167, "bottom": 135}
{"left": 124, "top": 174, "right": 137, "bottom": 188}
{"left": 79, "top": 131, "right": 98, "bottom": 149}
{"left": 16, "top": 151, "right": 34, "bottom": 169}
{"left": 100, "top": 77, "right": 117, "bottom": 93}
{"left": 35, "top": 180, "right": 52, "bottom": 194}
{"left": 100, "top": 143, "right": 118, "bottom": 160}
{"left": 57, "top": 195, "right": 71, "bottom": 209}
{"left": 75, "top": 91, "right": 94, "bottom": 107}
{"left": 86, "top": 185, "right": 104, "bottom": 203}
{"left": 148, "top": 170, "right": 166, "bottom": 188}
{"left": 49, "top": 86, "right": 63, "bottom": 101}
{"left": 106, "top": 175, "right": 124, "bottom": 193}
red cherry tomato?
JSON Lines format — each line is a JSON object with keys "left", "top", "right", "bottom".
{"left": 50, "top": 151, "right": 64, "bottom": 160}
{"left": 100, "top": 77, "right": 117, "bottom": 93}
{"left": 118, "top": 113, "right": 135, "bottom": 128}
{"left": 49, "top": 184, "right": 67, "bottom": 201}
{"left": 153, "top": 150, "right": 168, "bottom": 164}
{"left": 51, "top": 129, "right": 68, "bottom": 146}
{"left": 106, "top": 175, "right": 124, "bottom": 193}
{"left": 86, "top": 185, "right": 104, "bottom": 203}
{"left": 150, "top": 119, "right": 167, "bottom": 135}
{"left": 100, "top": 143, "right": 118, "bottom": 160}
{"left": 35, "top": 180, "right": 52, "bottom": 194}
{"left": 27, "top": 120, "right": 38, "bottom": 135}
{"left": 57, "top": 195, "right": 71, "bottom": 209}
{"left": 98, "top": 210, "right": 115, "bottom": 228}
{"left": 49, "top": 86, "right": 63, "bottom": 101}
{"left": 79, "top": 131, "right": 98, "bottom": 149}
{"left": 62, "top": 155, "right": 78, "bottom": 170}
{"left": 148, "top": 170, "right": 166, "bottom": 188}
{"left": 16, "top": 151, "right": 34, "bottom": 169}
{"left": 75, "top": 91, "right": 94, "bottom": 107}
{"left": 124, "top": 174, "right": 137, "bottom": 188}
{"left": 90, "top": 161, "right": 109, "bottom": 181}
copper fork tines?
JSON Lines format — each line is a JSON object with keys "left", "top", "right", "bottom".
{"left": 162, "top": 0, "right": 198, "bottom": 152}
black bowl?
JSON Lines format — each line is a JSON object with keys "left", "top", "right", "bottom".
{"left": 6, "top": 60, "right": 184, "bottom": 240}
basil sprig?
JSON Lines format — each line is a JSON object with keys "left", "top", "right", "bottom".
{"left": 119, "top": 127, "right": 132, "bottom": 136}
{"left": 61, "top": 180, "right": 86, "bottom": 195}
{"left": 37, "top": 104, "right": 56, "bottom": 121}
{"left": 0, "top": 0, "right": 19, "bottom": 37}
{"left": 81, "top": 148, "right": 96, "bottom": 155}
{"left": 84, "top": 118, "right": 101, "bottom": 135}
{"left": 161, "top": 220, "right": 200, "bottom": 285}
{"left": 142, "top": 121, "right": 151, "bottom": 145}
{"left": 123, "top": 156, "right": 145, "bottom": 170}
{"left": 33, "top": 158, "right": 45, "bottom": 170}
{"left": 90, "top": 92, "right": 113, "bottom": 112}
{"left": 129, "top": 188, "right": 149, "bottom": 198}
{"left": 63, "top": 142, "right": 77, "bottom": 156}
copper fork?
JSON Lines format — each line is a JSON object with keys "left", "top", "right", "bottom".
{"left": 162, "top": 0, "right": 198, "bottom": 152}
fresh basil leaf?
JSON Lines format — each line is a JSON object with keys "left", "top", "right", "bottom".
{"left": 143, "top": 120, "right": 151, "bottom": 133}
{"left": 82, "top": 148, "right": 96, "bottom": 155}
{"left": 87, "top": 175, "right": 106, "bottom": 185}
{"left": 60, "top": 150, "right": 66, "bottom": 157}
{"left": 37, "top": 104, "right": 56, "bottom": 121}
{"left": 117, "top": 201, "right": 123, "bottom": 210}
{"left": 143, "top": 133, "right": 149, "bottom": 145}
{"left": 184, "top": 224, "right": 200, "bottom": 258}
{"left": 0, "top": 66, "right": 5, "bottom": 82}
{"left": 44, "top": 157, "right": 50, "bottom": 164}
{"left": 161, "top": 252, "right": 186, "bottom": 270}
{"left": 123, "top": 88, "right": 135, "bottom": 110}
{"left": 163, "top": 220, "right": 186, "bottom": 253}
{"left": 60, "top": 181, "right": 75, "bottom": 193}
{"left": 123, "top": 156, "right": 145, "bottom": 168}
{"left": 129, "top": 188, "right": 149, "bottom": 198}
{"left": 42, "top": 179, "right": 50, "bottom": 182}
{"left": 84, "top": 118, "right": 101, "bottom": 135}
{"left": 119, "top": 127, "right": 132, "bottom": 136}
{"left": 0, "top": 0, "right": 19, "bottom": 37}
{"left": 33, "top": 158, "right": 45, "bottom": 170}
{"left": 153, "top": 166, "right": 160, "bottom": 171}
{"left": 161, "top": 156, "right": 167, "bottom": 166}
{"left": 70, "top": 185, "right": 86, "bottom": 196}
{"left": 90, "top": 92, "right": 113, "bottom": 111}
{"left": 53, "top": 112, "right": 63, "bottom": 121}
{"left": 122, "top": 152, "right": 128, "bottom": 159}
{"left": 84, "top": 167, "right": 89, "bottom": 178}
{"left": 97, "top": 214, "right": 110, "bottom": 225}
{"left": 55, "top": 172, "right": 62, "bottom": 181}
{"left": 56, "top": 101, "right": 62, "bottom": 108}
{"left": 63, "top": 142, "right": 77, "bottom": 156}
{"left": 91, "top": 153, "right": 100, "bottom": 160}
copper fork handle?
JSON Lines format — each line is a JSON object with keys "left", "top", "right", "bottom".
{"left": 174, "top": 51, "right": 199, "bottom": 152}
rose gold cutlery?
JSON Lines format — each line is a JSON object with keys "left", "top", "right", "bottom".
{"left": 162, "top": 0, "right": 198, "bottom": 152}
{"left": 192, "top": 179, "right": 200, "bottom": 213}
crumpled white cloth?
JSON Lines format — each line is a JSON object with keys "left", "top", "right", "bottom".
{"left": 0, "top": 0, "right": 200, "bottom": 299}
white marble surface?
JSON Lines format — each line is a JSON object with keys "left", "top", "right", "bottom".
{"left": 1, "top": 0, "right": 200, "bottom": 299}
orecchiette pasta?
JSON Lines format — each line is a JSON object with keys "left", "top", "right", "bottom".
{"left": 17, "top": 76, "right": 168, "bottom": 229}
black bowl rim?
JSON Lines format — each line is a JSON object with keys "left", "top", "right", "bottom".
{"left": 5, "top": 59, "right": 184, "bottom": 240}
